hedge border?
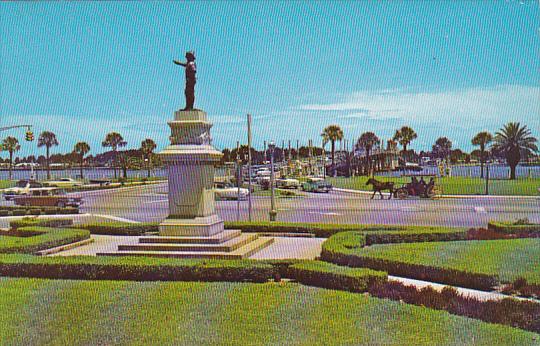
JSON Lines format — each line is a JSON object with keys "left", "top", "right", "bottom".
{"left": 0, "top": 227, "right": 90, "bottom": 254}
{"left": 289, "top": 261, "right": 387, "bottom": 292}
{"left": 320, "top": 232, "right": 498, "bottom": 291}
{"left": 488, "top": 221, "right": 540, "bottom": 236}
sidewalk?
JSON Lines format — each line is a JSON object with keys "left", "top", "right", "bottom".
{"left": 333, "top": 187, "right": 540, "bottom": 199}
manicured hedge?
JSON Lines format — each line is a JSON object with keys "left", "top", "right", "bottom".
{"left": 289, "top": 261, "right": 387, "bottom": 292}
{"left": 0, "top": 227, "right": 90, "bottom": 254}
{"left": 0, "top": 254, "right": 274, "bottom": 283}
{"left": 364, "top": 228, "right": 468, "bottom": 245}
{"left": 9, "top": 217, "right": 74, "bottom": 230}
{"left": 223, "top": 221, "right": 464, "bottom": 239}
{"left": 368, "top": 281, "right": 540, "bottom": 333}
{"left": 0, "top": 206, "right": 79, "bottom": 217}
{"left": 321, "top": 232, "right": 498, "bottom": 290}
{"left": 488, "top": 221, "right": 540, "bottom": 236}
{"left": 72, "top": 222, "right": 159, "bottom": 236}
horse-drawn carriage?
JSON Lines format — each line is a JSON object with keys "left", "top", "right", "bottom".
{"left": 393, "top": 174, "right": 441, "bottom": 199}
{"left": 366, "top": 174, "right": 442, "bottom": 200}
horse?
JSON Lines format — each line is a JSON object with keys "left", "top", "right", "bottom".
{"left": 366, "top": 178, "right": 394, "bottom": 200}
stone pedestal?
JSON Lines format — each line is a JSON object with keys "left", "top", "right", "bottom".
{"left": 159, "top": 109, "right": 224, "bottom": 236}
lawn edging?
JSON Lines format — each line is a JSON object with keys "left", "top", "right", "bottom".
{"left": 0, "top": 227, "right": 90, "bottom": 254}
{"left": 320, "top": 231, "right": 498, "bottom": 291}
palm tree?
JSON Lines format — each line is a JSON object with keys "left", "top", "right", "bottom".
{"left": 432, "top": 137, "right": 452, "bottom": 164}
{"left": 73, "top": 142, "right": 90, "bottom": 179}
{"left": 2, "top": 136, "right": 21, "bottom": 180}
{"left": 492, "top": 122, "right": 538, "bottom": 180}
{"left": 321, "top": 125, "right": 344, "bottom": 176}
{"left": 471, "top": 131, "right": 492, "bottom": 178}
{"left": 356, "top": 132, "right": 380, "bottom": 176}
{"left": 37, "top": 131, "right": 59, "bottom": 179}
{"left": 140, "top": 138, "right": 157, "bottom": 178}
{"left": 102, "top": 132, "right": 127, "bottom": 179}
{"left": 393, "top": 126, "right": 417, "bottom": 159}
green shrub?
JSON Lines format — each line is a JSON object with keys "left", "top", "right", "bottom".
{"left": 0, "top": 210, "right": 9, "bottom": 217}
{"left": 0, "top": 227, "right": 90, "bottom": 254}
{"left": 72, "top": 222, "right": 159, "bottom": 235}
{"left": 9, "top": 217, "right": 74, "bottom": 230}
{"left": 12, "top": 209, "right": 27, "bottom": 216}
{"left": 0, "top": 255, "right": 275, "bottom": 283}
{"left": 224, "top": 221, "right": 406, "bottom": 238}
{"left": 364, "top": 228, "right": 468, "bottom": 245}
{"left": 488, "top": 221, "right": 540, "bottom": 236}
{"left": 289, "top": 261, "right": 387, "bottom": 292}
{"left": 321, "top": 232, "right": 498, "bottom": 290}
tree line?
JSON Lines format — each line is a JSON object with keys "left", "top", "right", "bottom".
{"left": 319, "top": 122, "right": 537, "bottom": 180}
{"left": 0, "top": 131, "right": 158, "bottom": 180}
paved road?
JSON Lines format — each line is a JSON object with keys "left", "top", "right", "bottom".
{"left": 73, "top": 183, "right": 539, "bottom": 227}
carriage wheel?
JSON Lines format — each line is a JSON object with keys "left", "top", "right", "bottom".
{"left": 428, "top": 186, "right": 442, "bottom": 198}
{"left": 396, "top": 188, "right": 409, "bottom": 200}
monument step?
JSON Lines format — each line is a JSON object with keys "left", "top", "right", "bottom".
{"left": 118, "top": 233, "right": 258, "bottom": 252}
{"left": 97, "top": 237, "right": 274, "bottom": 260}
{"left": 139, "top": 229, "right": 241, "bottom": 244}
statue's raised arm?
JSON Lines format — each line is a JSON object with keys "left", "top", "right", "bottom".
{"left": 173, "top": 59, "right": 186, "bottom": 67}
{"left": 174, "top": 51, "right": 197, "bottom": 110}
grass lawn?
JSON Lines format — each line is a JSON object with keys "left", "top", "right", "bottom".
{"left": 0, "top": 179, "right": 14, "bottom": 189}
{"left": 359, "top": 239, "right": 540, "bottom": 285}
{"left": 327, "top": 176, "right": 540, "bottom": 196}
{"left": 0, "top": 278, "right": 537, "bottom": 345}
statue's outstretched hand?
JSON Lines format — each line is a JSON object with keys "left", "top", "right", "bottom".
{"left": 173, "top": 60, "right": 186, "bottom": 66}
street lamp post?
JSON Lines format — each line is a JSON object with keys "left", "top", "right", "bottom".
{"left": 268, "top": 141, "right": 277, "bottom": 221}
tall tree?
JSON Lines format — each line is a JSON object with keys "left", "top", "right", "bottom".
{"left": 2, "top": 136, "right": 21, "bottom": 180}
{"left": 140, "top": 138, "right": 157, "bottom": 178}
{"left": 102, "top": 132, "right": 127, "bottom": 179}
{"left": 321, "top": 125, "right": 344, "bottom": 176}
{"left": 356, "top": 132, "right": 380, "bottom": 176}
{"left": 471, "top": 131, "right": 493, "bottom": 178}
{"left": 73, "top": 142, "right": 90, "bottom": 179}
{"left": 493, "top": 122, "right": 538, "bottom": 180}
{"left": 432, "top": 137, "right": 452, "bottom": 164}
{"left": 393, "top": 126, "right": 417, "bottom": 159}
{"left": 37, "top": 131, "right": 59, "bottom": 180}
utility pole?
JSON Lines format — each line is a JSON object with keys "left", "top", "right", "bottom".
{"left": 247, "top": 114, "right": 253, "bottom": 222}
{"left": 268, "top": 141, "right": 276, "bottom": 221}
{"left": 296, "top": 140, "right": 299, "bottom": 160}
{"left": 236, "top": 141, "right": 241, "bottom": 221}
{"left": 264, "top": 140, "right": 267, "bottom": 164}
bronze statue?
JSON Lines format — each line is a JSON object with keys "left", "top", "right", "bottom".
{"left": 173, "top": 51, "right": 197, "bottom": 110}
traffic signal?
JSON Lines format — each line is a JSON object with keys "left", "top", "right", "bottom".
{"left": 25, "top": 131, "right": 34, "bottom": 141}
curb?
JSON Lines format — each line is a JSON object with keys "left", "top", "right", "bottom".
{"left": 36, "top": 237, "right": 95, "bottom": 256}
{"left": 333, "top": 188, "right": 540, "bottom": 200}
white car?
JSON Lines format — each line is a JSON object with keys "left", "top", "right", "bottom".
{"left": 2, "top": 180, "right": 44, "bottom": 200}
{"left": 276, "top": 178, "right": 300, "bottom": 189}
{"left": 214, "top": 182, "right": 249, "bottom": 200}
{"left": 44, "top": 178, "right": 84, "bottom": 188}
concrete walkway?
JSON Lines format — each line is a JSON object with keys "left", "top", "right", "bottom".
{"left": 388, "top": 275, "right": 539, "bottom": 303}
{"left": 334, "top": 187, "right": 540, "bottom": 200}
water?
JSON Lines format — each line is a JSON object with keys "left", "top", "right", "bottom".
{"left": 0, "top": 165, "right": 538, "bottom": 181}
{"left": 376, "top": 164, "right": 540, "bottom": 179}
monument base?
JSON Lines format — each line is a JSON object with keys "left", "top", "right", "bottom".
{"left": 159, "top": 214, "right": 224, "bottom": 237}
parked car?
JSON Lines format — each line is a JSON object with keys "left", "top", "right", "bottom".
{"left": 2, "top": 180, "right": 44, "bottom": 200}
{"left": 44, "top": 177, "right": 84, "bottom": 188}
{"left": 13, "top": 188, "right": 83, "bottom": 208}
{"left": 301, "top": 177, "right": 332, "bottom": 193}
{"left": 276, "top": 178, "right": 300, "bottom": 189}
{"left": 214, "top": 182, "right": 249, "bottom": 200}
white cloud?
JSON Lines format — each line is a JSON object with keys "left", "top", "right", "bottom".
{"left": 299, "top": 85, "right": 540, "bottom": 125}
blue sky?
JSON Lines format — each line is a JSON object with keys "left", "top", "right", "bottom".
{"left": 1, "top": 1, "right": 539, "bottom": 158}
